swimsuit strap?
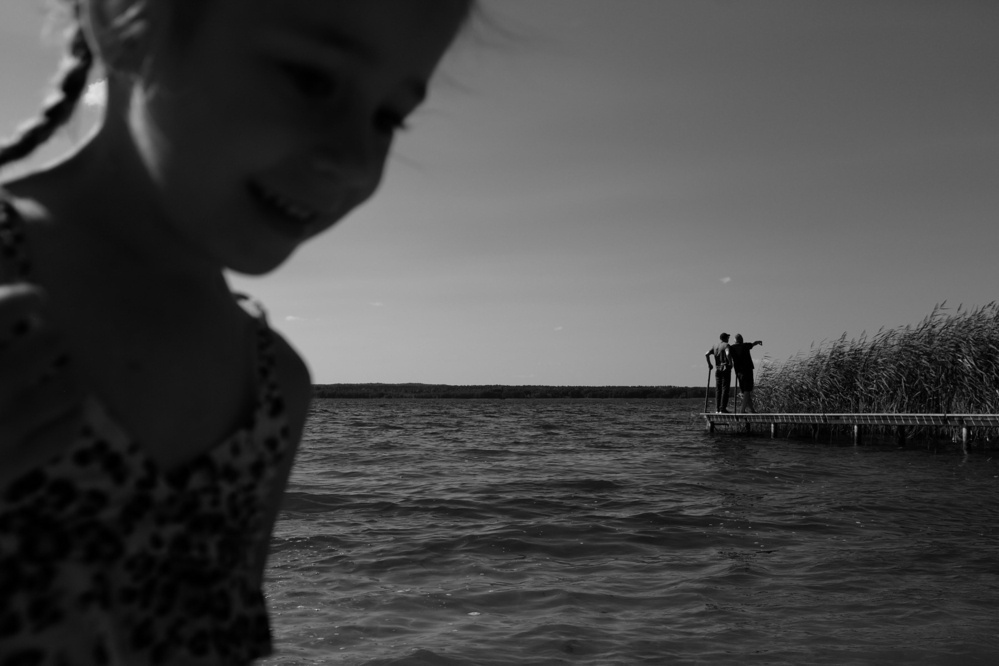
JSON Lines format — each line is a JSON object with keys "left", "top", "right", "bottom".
{"left": 0, "top": 189, "right": 32, "bottom": 282}
{"left": 234, "top": 293, "right": 285, "bottom": 413}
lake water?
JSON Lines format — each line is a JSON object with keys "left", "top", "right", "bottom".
{"left": 258, "top": 399, "right": 998, "bottom": 665}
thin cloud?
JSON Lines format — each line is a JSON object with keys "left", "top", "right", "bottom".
{"left": 720, "top": 277, "right": 731, "bottom": 284}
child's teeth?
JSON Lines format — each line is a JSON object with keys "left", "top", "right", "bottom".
{"left": 257, "top": 184, "right": 317, "bottom": 222}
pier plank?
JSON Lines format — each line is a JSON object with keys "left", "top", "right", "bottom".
{"left": 702, "top": 413, "right": 997, "bottom": 450}
{"left": 702, "top": 413, "right": 999, "bottom": 427}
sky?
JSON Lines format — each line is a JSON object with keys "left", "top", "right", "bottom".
{"left": 1, "top": 0, "right": 998, "bottom": 387}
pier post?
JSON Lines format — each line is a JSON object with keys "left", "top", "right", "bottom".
{"left": 852, "top": 424, "right": 862, "bottom": 446}
{"left": 961, "top": 426, "right": 969, "bottom": 453}
{"left": 770, "top": 423, "right": 776, "bottom": 439}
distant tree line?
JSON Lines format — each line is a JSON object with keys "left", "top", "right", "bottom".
{"left": 313, "top": 383, "right": 704, "bottom": 400}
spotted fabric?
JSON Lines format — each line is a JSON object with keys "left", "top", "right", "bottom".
{"left": 0, "top": 194, "right": 291, "bottom": 664}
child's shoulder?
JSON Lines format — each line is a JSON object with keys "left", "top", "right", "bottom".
{"left": 0, "top": 179, "right": 61, "bottom": 239}
{"left": 0, "top": 185, "right": 35, "bottom": 282}
{"left": 0, "top": 182, "right": 33, "bottom": 219}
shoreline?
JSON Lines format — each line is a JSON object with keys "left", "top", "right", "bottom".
{"left": 312, "top": 383, "right": 704, "bottom": 400}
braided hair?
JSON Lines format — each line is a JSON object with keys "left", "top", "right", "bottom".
{"left": 0, "top": 25, "right": 94, "bottom": 171}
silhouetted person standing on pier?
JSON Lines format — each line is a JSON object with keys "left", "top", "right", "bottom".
{"left": 729, "top": 334, "right": 763, "bottom": 413}
{"left": 705, "top": 332, "right": 732, "bottom": 413}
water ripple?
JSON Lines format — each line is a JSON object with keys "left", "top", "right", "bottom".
{"left": 261, "top": 399, "right": 999, "bottom": 665}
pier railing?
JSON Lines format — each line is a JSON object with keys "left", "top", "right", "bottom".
{"left": 701, "top": 413, "right": 999, "bottom": 450}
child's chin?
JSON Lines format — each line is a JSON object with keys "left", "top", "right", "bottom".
{"left": 227, "top": 248, "right": 295, "bottom": 276}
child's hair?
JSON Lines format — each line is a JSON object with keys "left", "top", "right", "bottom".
{"left": 0, "top": 23, "right": 92, "bottom": 171}
{"left": 1, "top": 0, "right": 478, "bottom": 174}
{"left": 0, "top": 0, "right": 210, "bottom": 173}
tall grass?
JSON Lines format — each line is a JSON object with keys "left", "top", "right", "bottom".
{"left": 756, "top": 303, "right": 999, "bottom": 414}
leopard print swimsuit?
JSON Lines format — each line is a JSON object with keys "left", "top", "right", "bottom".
{"left": 0, "top": 194, "right": 292, "bottom": 665}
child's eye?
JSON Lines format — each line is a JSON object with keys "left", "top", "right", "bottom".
{"left": 373, "top": 108, "right": 410, "bottom": 135}
{"left": 281, "top": 62, "right": 337, "bottom": 99}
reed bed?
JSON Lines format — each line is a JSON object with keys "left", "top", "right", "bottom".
{"left": 755, "top": 303, "right": 999, "bottom": 442}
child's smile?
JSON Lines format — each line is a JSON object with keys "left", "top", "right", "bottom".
{"left": 248, "top": 180, "right": 324, "bottom": 230}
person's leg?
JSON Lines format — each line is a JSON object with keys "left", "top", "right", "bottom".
{"left": 742, "top": 371, "right": 755, "bottom": 413}
{"left": 733, "top": 372, "right": 741, "bottom": 413}
{"left": 720, "top": 369, "right": 731, "bottom": 412}
{"left": 715, "top": 372, "right": 724, "bottom": 412}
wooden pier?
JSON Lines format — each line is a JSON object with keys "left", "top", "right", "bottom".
{"left": 702, "top": 413, "right": 999, "bottom": 451}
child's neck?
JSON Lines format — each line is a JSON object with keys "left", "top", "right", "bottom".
{"left": 9, "top": 126, "right": 223, "bottom": 287}
{"left": 3, "top": 147, "right": 260, "bottom": 466}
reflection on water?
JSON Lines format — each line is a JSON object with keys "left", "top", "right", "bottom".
{"left": 260, "top": 400, "right": 999, "bottom": 665}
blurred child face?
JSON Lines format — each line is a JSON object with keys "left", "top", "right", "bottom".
{"left": 126, "top": 0, "right": 470, "bottom": 274}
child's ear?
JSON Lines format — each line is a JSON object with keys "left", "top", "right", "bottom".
{"left": 79, "top": 0, "right": 151, "bottom": 77}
